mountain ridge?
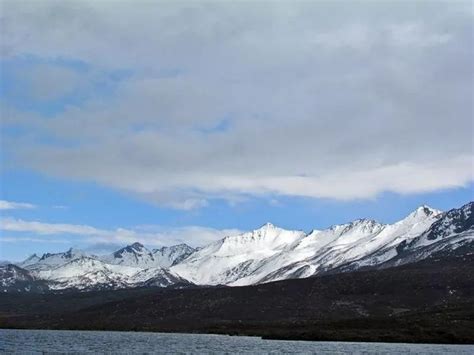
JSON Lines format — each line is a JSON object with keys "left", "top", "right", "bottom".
{"left": 2, "top": 202, "right": 472, "bottom": 292}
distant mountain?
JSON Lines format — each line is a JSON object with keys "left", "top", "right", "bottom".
{"left": 170, "top": 222, "right": 306, "bottom": 285}
{"left": 101, "top": 242, "right": 156, "bottom": 268}
{"left": 0, "top": 264, "right": 49, "bottom": 292}
{"left": 5, "top": 201, "right": 473, "bottom": 292}
{"left": 17, "top": 254, "right": 40, "bottom": 268}
{"left": 379, "top": 201, "right": 473, "bottom": 267}
{"left": 100, "top": 242, "right": 195, "bottom": 269}
{"left": 170, "top": 206, "right": 446, "bottom": 286}
{"left": 12, "top": 241, "right": 195, "bottom": 291}
{"left": 152, "top": 244, "right": 195, "bottom": 267}
{"left": 25, "top": 248, "right": 88, "bottom": 272}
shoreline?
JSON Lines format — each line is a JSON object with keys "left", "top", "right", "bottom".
{"left": 1, "top": 327, "right": 474, "bottom": 346}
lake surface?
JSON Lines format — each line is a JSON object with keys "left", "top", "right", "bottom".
{"left": 1, "top": 329, "right": 473, "bottom": 354}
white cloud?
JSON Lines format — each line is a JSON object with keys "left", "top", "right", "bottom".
{"left": 0, "top": 200, "right": 36, "bottom": 210}
{"left": 0, "top": 217, "right": 242, "bottom": 247}
{"left": 2, "top": 1, "right": 473, "bottom": 208}
{"left": 1, "top": 236, "right": 70, "bottom": 244}
{"left": 1, "top": 217, "right": 105, "bottom": 235}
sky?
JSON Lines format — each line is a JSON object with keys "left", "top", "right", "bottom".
{"left": 0, "top": 0, "right": 473, "bottom": 261}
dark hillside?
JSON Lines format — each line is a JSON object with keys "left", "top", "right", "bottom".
{"left": 1, "top": 254, "right": 473, "bottom": 343}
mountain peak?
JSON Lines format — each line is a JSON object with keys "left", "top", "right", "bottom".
{"left": 130, "top": 242, "right": 145, "bottom": 249}
{"left": 418, "top": 204, "right": 436, "bottom": 212}
{"left": 152, "top": 243, "right": 194, "bottom": 254}
{"left": 408, "top": 205, "right": 442, "bottom": 219}
{"left": 112, "top": 242, "right": 148, "bottom": 259}
{"left": 257, "top": 222, "right": 278, "bottom": 231}
{"left": 352, "top": 218, "right": 378, "bottom": 225}
{"left": 66, "top": 247, "right": 83, "bottom": 254}
{"left": 18, "top": 253, "right": 41, "bottom": 267}
{"left": 342, "top": 218, "right": 383, "bottom": 234}
{"left": 63, "top": 248, "right": 86, "bottom": 260}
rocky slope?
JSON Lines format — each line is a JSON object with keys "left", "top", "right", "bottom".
{"left": 0, "top": 264, "right": 49, "bottom": 293}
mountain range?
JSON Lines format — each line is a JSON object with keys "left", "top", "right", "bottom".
{"left": 2, "top": 201, "right": 472, "bottom": 292}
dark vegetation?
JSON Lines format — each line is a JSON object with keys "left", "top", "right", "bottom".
{"left": 1, "top": 254, "right": 473, "bottom": 344}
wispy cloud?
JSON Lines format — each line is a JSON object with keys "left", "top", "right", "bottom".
{"left": 1, "top": 236, "right": 70, "bottom": 244}
{"left": 52, "top": 205, "right": 68, "bottom": 210}
{"left": 1, "top": 217, "right": 105, "bottom": 235}
{"left": 0, "top": 200, "right": 36, "bottom": 210}
{"left": 0, "top": 217, "right": 242, "bottom": 247}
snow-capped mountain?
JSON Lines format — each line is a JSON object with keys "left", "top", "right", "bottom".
{"left": 101, "top": 242, "right": 195, "bottom": 268}
{"left": 0, "top": 264, "right": 49, "bottom": 292}
{"left": 170, "top": 206, "right": 446, "bottom": 286}
{"left": 14, "top": 242, "right": 195, "bottom": 291}
{"left": 5, "top": 201, "right": 473, "bottom": 292}
{"left": 170, "top": 204, "right": 472, "bottom": 286}
{"left": 101, "top": 242, "right": 156, "bottom": 268}
{"left": 35, "top": 257, "right": 137, "bottom": 290}
{"left": 260, "top": 206, "right": 444, "bottom": 280}
{"left": 25, "top": 248, "right": 88, "bottom": 272}
{"left": 152, "top": 244, "right": 195, "bottom": 268}
{"left": 17, "top": 254, "right": 40, "bottom": 268}
{"left": 171, "top": 223, "right": 306, "bottom": 285}
{"left": 377, "top": 201, "right": 474, "bottom": 267}
{"left": 413, "top": 202, "right": 472, "bottom": 246}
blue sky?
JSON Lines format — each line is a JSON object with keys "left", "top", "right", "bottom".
{"left": 1, "top": 1, "right": 473, "bottom": 261}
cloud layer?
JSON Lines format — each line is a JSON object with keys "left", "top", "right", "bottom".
{"left": 0, "top": 200, "right": 36, "bottom": 210}
{"left": 1, "top": 216, "right": 242, "bottom": 248}
{"left": 2, "top": 1, "right": 473, "bottom": 209}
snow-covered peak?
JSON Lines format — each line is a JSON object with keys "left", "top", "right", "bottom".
{"left": 113, "top": 242, "right": 149, "bottom": 257}
{"left": 417, "top": 201, "right": 473, "bottom": 243}
{"left": 126, "top": 242, "right": 146, "bottom": 252}
{"left": 258, "top": 222, "right": 277, "bottom": 230}
{"left": 153, "top": 243, "right": 194, "bottom": 254}
{"left": 218, "top": 223, "right": 304, "bottom": 252}
{"left": 18, "top": 253, "right": 41, "bottom": 267}
{"left": 320, "top": 219, "right": 384, "bottom": 239}
{"left": 170, "top": 224, "right": 306, "bottom": 284}
{"left": 64, "top": 248, "right": 87, "bottom": 258}
{"left": 102, "top": 242, "right": 155, "bottom": 268}
{"left": 131, "top": 242, "right": 145, "bottom": 249}
{"left": 151, "top": 244, "right": 195, "bottom": 267}
{"left": 18, "top": 248, "right": 90, "bottom": 273}
{"left": 405, "top": 205, "right": 442, "bottom": 221}
{"left": 37, "top": 248, "right": 87, "bottom": 264}
{"left": 343, "top": 219, "right": 384, "bottom": 233}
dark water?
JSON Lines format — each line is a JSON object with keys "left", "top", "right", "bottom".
{"left": 0, "top": 329, "right": 472, "bottom": 354}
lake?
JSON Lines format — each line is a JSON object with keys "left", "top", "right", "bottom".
{"left": 1, "top": 329, "right": 473, "bottom": 354}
